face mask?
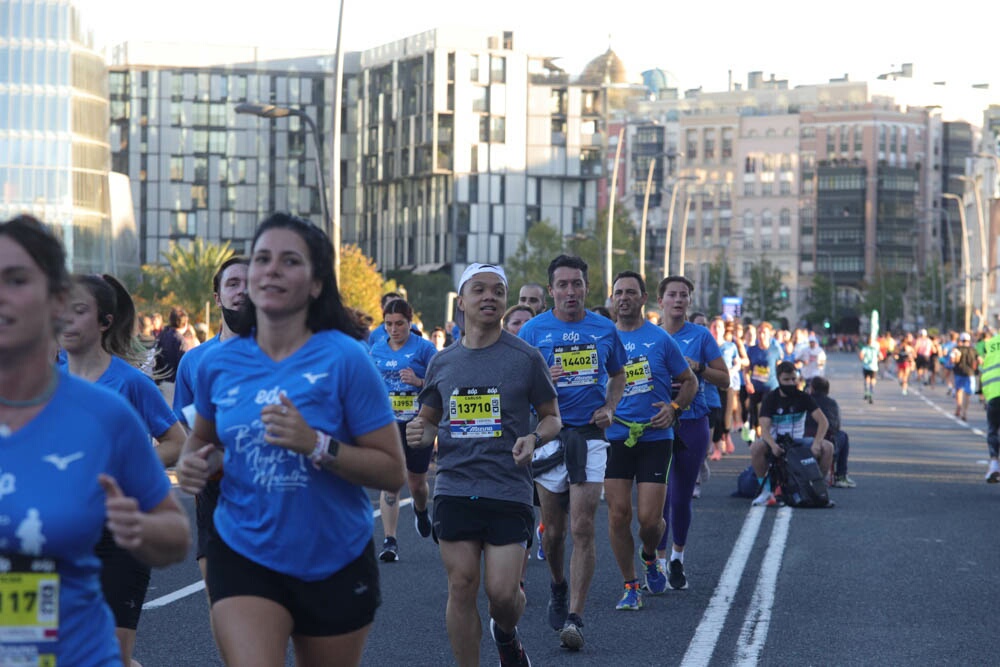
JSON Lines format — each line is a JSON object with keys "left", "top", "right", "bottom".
{"left": 221, "top": 306, "right": 242, "bottom": 331}
{"left": 778, "top": 383, "right": 797, "bottom": 395}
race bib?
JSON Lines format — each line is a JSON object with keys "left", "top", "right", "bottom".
{"left": 751, "top": 364, "right": 770, "bottom": 383}
{"left": 623, "top": 356, "right": 653, "bottom": 396}
{"left": 553, "top": 344, "right": 599, "bottom": 387}
{"left": 449, "top": 387, "right": 502, "bottom": 438}
{"left": 389, "top": 391, "right": 418, "bottom": 421}
{"left": 0, "top": 556, "right": 59, "bottom": 652}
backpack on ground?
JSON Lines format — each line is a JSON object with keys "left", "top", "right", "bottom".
{"left": 769, "top": 436, "right": 834, "bottom": 508}
{"left": 733, "top": 465, "right": 762, "bottom": 498}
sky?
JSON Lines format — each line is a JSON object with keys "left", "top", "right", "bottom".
{"left": 79, "top": 0, "right": 1000, "bottom": 95}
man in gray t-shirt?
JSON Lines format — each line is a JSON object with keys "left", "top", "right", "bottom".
{"left": 408, "top": 263, "right": 561, "bottom": 667}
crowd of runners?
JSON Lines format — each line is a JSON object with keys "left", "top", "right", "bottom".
{"left": 4, "top": 211, "right": 1000, "bottom": 667}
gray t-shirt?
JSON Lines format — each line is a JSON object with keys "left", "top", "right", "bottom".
{"left": 419, "top": 330, "right": 557, "bottom": 505}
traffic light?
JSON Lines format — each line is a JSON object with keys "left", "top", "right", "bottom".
{"left": 780, "top": 286, "right": 788, "bottom": 300}
{"left": 823, "top": 318, "right": 831, "bottom": 329}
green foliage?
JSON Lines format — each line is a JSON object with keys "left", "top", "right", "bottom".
{"left": 744, "top": 258, "right": 787, "bottom": 322}
{"left": 132, "top": 239, "right": 233, "bottom": 328}
{"left": 803, "top": 272, "right": 834, "bottom": 327}
{"left": 339, "top": 244, "right": 397, "bottom": 326}
{"left": 702, "top": 252, "right": 738, "bottom": 314}
{"left": 860, "top": 269, "right": 908, "bottom": 331}
{"left": 384, "top": 270, "right": 452, "bottom": 330}
{"left": 504, "top": 220, "right": 565, "bottom": 295}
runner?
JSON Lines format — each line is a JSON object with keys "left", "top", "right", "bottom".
{"left": 718, "top": 318, "right": 747, "bottom": 456}
{"left": 745, "top": 321, "right": 782, "bottom": 437}
{"left": 503, "top": 304, "right": 536, "bottom": 337}
{"left": 859, "top": 335, "right": 880, "bottom": 403}
{"left": 176, "top": 213, "right": 405, "bottom": 667}
{"left": 518, "top": 282, "right": 548, "bottom": 314}
{"left": 950, "top": 332, "right": 978, "bottom": 421}
{"left": 0, "top": 214, "right": 189, "bottom": 667}
{"left": 914, "top": 329, "right": 933, "bottom": 385}
{"left": 655, "top": 276, "right": 730, "bottom": 589}
{"left": 60, "top": 273, "right": 188, "bottom": 667}
{"left": 980, "top": 330, "right": 1000, "bottom": 483}
{"left": 606, "top": 271, "right": 696, "bottom": 610}
{"left": 896, "top": 333, "right": 915, "bottom": 395}
{"left": 518, "top": 254, "right": 626, "bottom": 650}
{"left": 370, "top": 298, "right": 438, "bottom": 562}
{"left": 407, "top": 262, "right": 560, "bottom": 667}
{"left": 172, "top": 255, "right": 249, "bottom": 582}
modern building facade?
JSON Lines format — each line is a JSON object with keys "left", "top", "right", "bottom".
{"left": 108, "top": 43, "right": 339, "bottom": 264}
{"left": 0, "top": 0, "right": 117, "bottom": 272}
{"left": 348, "top": 28, "right": 604, "bottom": 282}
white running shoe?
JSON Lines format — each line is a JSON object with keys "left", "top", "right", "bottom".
{"left": 986, "top": 459, "right": 1000, "bottom": 484}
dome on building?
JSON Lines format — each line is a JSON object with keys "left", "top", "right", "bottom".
{"left": 577, "top": 48, "right": 628, "bottom": 85}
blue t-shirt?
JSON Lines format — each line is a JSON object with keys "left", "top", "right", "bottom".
{"left": 194, "top": 330, "right": 395, "bottom": 580}
{"left": 666, "top": 322, "right": 722, "bottom": 420}
{"left": 173, "top": 334, "right": 222, "bottom": 427}
{"left": 720, "top": 340, "right": 742, "bottom": 391}
{"left": 97, "top": 356, "right": 178, "bottom": 438}
{"left": 0, "top": 373, "right": 171, "bottom": 667}
{"left": 607, "top": 322, "right": 691, "bottom": 443}
{"left": 747, "top": 341, "right": 783, "bottom": 391}
{"left": 518, "top": 310, "right": 626, "bottom": 427}
{"left": 369, "top": 333, "right": 437, "bottom": 423}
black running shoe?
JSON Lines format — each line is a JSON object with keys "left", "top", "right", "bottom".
{"left": 668, "top": 559, "right": 688, "bottom": 590}
{"left": 559, "top": 613, "right": 584, "bottom": 651}
{"left": 378, "top": 537, "right": 398, "bottom": 562}
{"left": 414, "top": 507, "right": 432, "bottom": 538}
{"left": 491, "top": 619, "right": 532, "bottom": 666}
{"left": 547, "top": 580, "right": 569, "bottom": 631}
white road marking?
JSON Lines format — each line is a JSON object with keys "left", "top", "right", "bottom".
{"left": 916, "top": 390, "right": 986, "bottom": 436}
{"left": 734, "top": 506, "right": 792, "bottom": 666}
{"left": 680, "top": 506, "right": 767, "bottom": 667}
{"left": 142, "top": 497, "right": 413, "bottom": 610}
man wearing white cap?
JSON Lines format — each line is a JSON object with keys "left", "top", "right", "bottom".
{"left": 795, "top": 334, "right": 827, "bottom": 385}
{"left": 407, "top": 262, "right": 561, "bottom": 667}
{"left": 517, "top": 255, "right": 627, "bottom": 651}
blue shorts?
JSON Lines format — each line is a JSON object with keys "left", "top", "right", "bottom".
{"left": 954, "top": 374, "right": 974, "bottom": 395}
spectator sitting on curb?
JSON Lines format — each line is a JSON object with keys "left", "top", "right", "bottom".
{"left": 805, "top": 376, "right": 856, "bottom": 488}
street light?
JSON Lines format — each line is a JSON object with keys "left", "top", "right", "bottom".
{"left": 663, "top": 174, "right": 696, "bottom": 278}
{"left": 952, "top": 174, "right": 987, "bottom": 328}
{"left": 235, "top": 102, "right": 338, "bottom": 282}
{"left": 942, "top": 192, "right": 972, "bottom": 332}
{"left": 815, "top": 250, "right": 836, "bottom": 327}
{"left": 638, "top": 157, "right": 656, "bottom": 280}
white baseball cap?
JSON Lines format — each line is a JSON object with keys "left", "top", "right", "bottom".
{"left": 457, "top": 263, "right": 508, "bottom": 294}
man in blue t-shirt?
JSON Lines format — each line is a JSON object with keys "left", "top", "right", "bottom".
{"left": 518, "top": 255, "right": 626, "bottom": 650}
{"left": 745, "top": 320, "right": 782, "bottom": 437}
{"left": 605, "top": 271, "right": 696, "bottom": 608}
{"left": 172, "top": 255, "right": 248, "bottom": 579}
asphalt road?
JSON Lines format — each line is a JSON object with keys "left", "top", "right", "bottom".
{"left": 134, "top": 353, "right": 1000, "bottom": 666}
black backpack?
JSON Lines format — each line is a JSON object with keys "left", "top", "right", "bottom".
{"left": 769, "top": 435, "right": 834, "bottom": 508}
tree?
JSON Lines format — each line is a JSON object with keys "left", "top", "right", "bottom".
{"left": 130, "top": 239, "right": 233, "bottom": 328}
{"left": 744, "top": 258, "right": 787, "bottom": 322}
{"left": 804, "top": 272, "right": 834, "bottom": 328}
{"left": 339, "top": 244, "right": 398, "bottom": 324}
{"left": 702, "top": 252, "right": 738, "bottom": 315}
{"left": 860, "top": 268, "right": 907, "bottom": 332}
{"left": 568, "top": 202, "right": 639, "bottom": 307}
{"left": 503, "top": 220, "right": 564, "bottom": 297}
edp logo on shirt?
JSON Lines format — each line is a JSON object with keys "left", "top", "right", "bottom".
{"left": 254, "top": 386, "right": 287, "bottom": 405}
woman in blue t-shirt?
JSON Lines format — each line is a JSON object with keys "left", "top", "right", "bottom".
{"left": 176, "top": 213, "right": 405, "bottom": 667}
{"left": 60, "top": 273, "right": 186, "bottom": 667}
{"left": 0, "top": 215, "right": 189, "bottom": 667}
{"left": 369, "top": 298, "right": 437, "bottom": 562}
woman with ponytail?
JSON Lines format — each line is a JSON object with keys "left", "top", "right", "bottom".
{"left": 59, "top": 273, "right": 186, "bottom": 667}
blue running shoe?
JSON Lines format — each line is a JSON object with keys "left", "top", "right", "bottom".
{"left": 535, "top": 524, "right": 546, "bottom": 561}
{"left": 615, "top": 582, "right": 643, "bottom": 610}
{"left": 643, "top": 556, "right": 667, "bottom": 595}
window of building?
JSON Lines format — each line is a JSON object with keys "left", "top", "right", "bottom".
{"left": 743, "top": 182, "right": 754, "bottom": 197}
{"left": 685, "top": 129, "right": 697, "bottom": 162}
{"left": 722, "top": 127, "right": 733, "bottom": 160}
{"left": 468, "top": 175, "right": 478, "bottom": 203}
{"left": 470, "top": 145, "right": 478, "bottom": 172}
{"left": 839, "top": 125, "right": 849, "bottom": 152}
{"left": 780, "top": 180, "right": 791, "bottom": 195}
{"left": 490, "top": 116, "right": 506, "bottom": 143}
{"left": 470, "top": 55, "right": 480, "bottom": 82}
{"left": 854, "top": 125, "right": 863, "bottom": 152}
{"left": 550, "top": 88, "right": 567, "bottom": 115}
{"left": 194, "top": 157, "right": 208, "bottom": 183}
{"left": 826, "top": 129, "right": 835, "bottom": 154}
{"left": 169, "top": 156, "right": 184, "bottom": 182}
{"left": 191, "top": 184, "right": 208, "bottom": 209}
{"left": 472, "top": 86, "right": 488, "bottom": 113}
{"left": 479, "top": 116, "right": 489, "bottom": 143}
{"left": 761, "top": 182, "right": 772, "bottom": 196}
{"left": 703, "top": 129, "right": 715, "bottom": 161}
{"left": 878, "top": 125, "right": 886, "bottom": 152}
{"left": 581, "top": 90, "right": 599, "bottom": 115}
{"left": 551, "top": 119, "right": 567, "bottom": 146}
{"left": 490, "top": 55, "right": 506, "bottom": 83}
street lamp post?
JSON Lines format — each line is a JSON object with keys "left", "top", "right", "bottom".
{"left": 953, "top": 175, "right": 988, "bottom": 328}
{"left": 942, "top": 192, "right": 971, "bottom": 332}
{"left": 605, "top": 127, "right": 625, "bottom": 300}
{"left": 638, "top": 157, "right": 656, "bottom": 280}
{"left": 815, "top": 250, "right": 836, "bottom": 326}
{"left": 663, "top": 175, "right": 696, "bottom": 278}
{"left": 235, "top": 102, "right": 336, "bottom": 282}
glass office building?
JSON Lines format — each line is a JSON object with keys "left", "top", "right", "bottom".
{"left": 0, "top": 0, "right": 114, "bottom": 272}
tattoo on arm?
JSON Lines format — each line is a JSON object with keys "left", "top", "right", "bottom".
{"left": 384, "top": 493, "right": 397, "bottom": 506}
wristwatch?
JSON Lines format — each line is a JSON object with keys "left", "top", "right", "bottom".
{"left": 531, "top": 431, "right": 543, "bottom": 446}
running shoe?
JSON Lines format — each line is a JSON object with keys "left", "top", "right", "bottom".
{"left": 668, "top": 559, "right": 688, "bottom": 590}
{"left": 378, "top": 537, "right": 399, "bottom": 562}
{"left": 535, "top": 524, "right": 546, "bottom": 561}
{"left": 547, "top": 580, "right": 569, "bottom": 631}
{"left": 834, "top": 475, "right": 857, "bottom": 488}
{"left": 692, "top": 483, "right": 701, "bottom": 499}
{"left": 986, "top": 460, "right": 1000, "bottom": 484}
{"left": 615, "top": 582, "right": 643, "bottom": 610}
{"left": 643, "top": 555, "right": 667, "bottom": 595}
{"left": 414, "top": 507, "right": 432, "bottom": 538}
{"left": 559, "top": 613, "right": 585, "bottom": 650}
{"left": 490, "top": 619, "right": 532, "bottom": 667}
{"left": 751, "top": 490, "right": 777, "bottom": 507}
{"left": 740, "top": 424, "right": 753, "bottom": 442}
{"left": 709, "top": 449, "right": 723, "bottom": 461}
